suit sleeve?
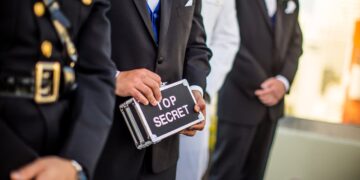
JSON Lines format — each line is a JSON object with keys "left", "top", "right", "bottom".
{"left": 184, "top": 0, "right": 212, "bottom": 91}
{"left": 0, "top": 120, "right": 38, "bottom": 179}
{"left": 279, "top": 19, "right": 303, "bottom": 88}
{"left": 206, "top": 0, "right": 239, "bottom": 99}
{"left": 230, "top": 45, "right": 269, "bottom": 97}
{"left": 59, "top": 0, "right": 116, "bottom": 177}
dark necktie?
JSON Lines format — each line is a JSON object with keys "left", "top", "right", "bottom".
{"left": 264, "top": 0, "right": 277, "bottom": 27}
{"left": 271, "top": 14, "right": 276, "bottom": 27}
{"left": 146, "top": 2, "right": 161, "bottom": 44}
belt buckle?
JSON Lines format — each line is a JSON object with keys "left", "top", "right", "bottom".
{"left": 34, "top": 61, "right": 61, "bottom": 104}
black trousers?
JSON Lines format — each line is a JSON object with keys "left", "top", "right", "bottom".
{"left": 140, "top": 152, "right": 177, "bottom": 180}
{"left": 209, "top": 117, "right": 278, "bottom": 180}
{"left": 94, "top": 110, "right": 177, "bottom": 180}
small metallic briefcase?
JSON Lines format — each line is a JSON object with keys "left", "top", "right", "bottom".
{"left": 119, "top": 79, "right": 204, "bottom": 149}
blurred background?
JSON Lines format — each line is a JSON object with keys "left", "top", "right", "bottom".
{"left": 285, "top": 0, "right": 360, "bottom": 125}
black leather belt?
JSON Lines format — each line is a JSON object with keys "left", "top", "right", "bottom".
{"left": 0, "top": 74, "right": 35, "bottom": 98}
{"left": 0, "top": 61, "right": 61, "bottom": 104}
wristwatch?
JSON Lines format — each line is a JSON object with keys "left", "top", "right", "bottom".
{"left": 71, "top": 160, "right": 87, "bottom": 180}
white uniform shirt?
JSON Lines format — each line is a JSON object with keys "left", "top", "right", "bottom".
{"left": 177, "top": 1, "right": 240, "bottom": 180}
{"left": 203, "top": 0, "right": 240, "bottom": 99}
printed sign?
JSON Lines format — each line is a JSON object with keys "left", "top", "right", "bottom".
{"left": 139, "top": 80, "right": 203, "bottom": 139}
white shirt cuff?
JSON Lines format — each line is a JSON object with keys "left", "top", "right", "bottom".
{"left": 190, "top": 85, "right": 204, "bottom": 97}
{"left": 115, "top": 70, "right": 120, "bottom": 78}
{"left": 276, "top": 75, "right": 290, "bottom": 91}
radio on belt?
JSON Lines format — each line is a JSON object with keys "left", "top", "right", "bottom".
{"left": 119, "top": 79, "right": 204, "bottom": 149}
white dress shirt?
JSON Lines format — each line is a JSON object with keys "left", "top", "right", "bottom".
{"left": 147, "top": 0, "right": 159, "bottom": 12}
{"left": 264, "top": 0, "right": 277, "bottom": 17}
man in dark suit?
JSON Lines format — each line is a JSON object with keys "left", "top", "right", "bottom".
{"left": 0, "top": 0, "right": 116, "bottom": 179}
{"left": 94, "top": 0, "right": 211, "bottom": 179}
{"left": 210, "top": 0, "right": 303, "bottom": 179}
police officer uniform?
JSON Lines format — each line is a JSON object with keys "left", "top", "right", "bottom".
{"left": 0, "top": 0, "right": 116, "bottom": 179}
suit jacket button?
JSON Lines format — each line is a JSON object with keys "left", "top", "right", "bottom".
{"left": 82, "top": 0, "right": 93, "bottom": 6}
{"left": 158, "top": 57, "right": 164, "bottom": 64}
{"left": 34, "top": 2, "right": 45, "bottom": 17}
{"left": 41, "top": 40, "right": 53, "bottom": 58}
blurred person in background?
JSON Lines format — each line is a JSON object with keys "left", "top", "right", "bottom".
{"left": 210, "top": 0, "right": 303, "bottom": 179}
{"left": 176, "top": 0, "right": 239, "bottom": 179}
{"left": 0, "top": 0, "right": 116, "bottom": 180}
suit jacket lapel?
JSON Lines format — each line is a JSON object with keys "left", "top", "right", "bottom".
{"left": 256, "top": 0, "right": 273, "bottom": 32}
{"left": 274, "top": 1, "right": 284, "bottom": 50}
{"left": 132, "top": 0, "right": 157, "bottom": 43}
{"left": 158, "top": 0, "right": 173, "bottom": 47}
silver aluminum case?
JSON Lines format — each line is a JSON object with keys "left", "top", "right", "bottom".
{"left": 119, "top": 79, "right": 204, "bottom": 150}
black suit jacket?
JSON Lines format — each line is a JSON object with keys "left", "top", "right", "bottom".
{"left": 97, "top": 0, "right": 211, "bottom": 176}
{"left": 0, "top": 0, "right": 116, "bottom": 179}
{"left": 218, "top": 0, "right": 303, "bottom": 125}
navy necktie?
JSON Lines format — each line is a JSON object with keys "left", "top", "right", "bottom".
{"left": 271, "top": 14, "right": 276, "bottom": 27}
{"left": 146, "top": 2, "right": 161, "bottom": 44}
{"left": 264, "top": 0, "right": 277, "bottom": 27}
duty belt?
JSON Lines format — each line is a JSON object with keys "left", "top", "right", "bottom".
{"left": 0, "top": 62, "right": 61, "bottom": 103}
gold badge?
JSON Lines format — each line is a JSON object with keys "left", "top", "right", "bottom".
{"left": 41, "top": 40, "right": 53, "bottom": 58}
{"left": 82, "top": 0, "right": 92, "bottom": 6}
{"left": 34, "top": 2, "right": 45, "bottom": 17}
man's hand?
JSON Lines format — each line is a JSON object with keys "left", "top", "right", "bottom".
{"left": 115, "top": 68, "right": 162, "bottom": 106}
{"left": 11, "top": 156, "right": 77, "bottom": 180}
{"left": 255, "top": 77, "right": 286, "bottom": 107}
{"left": 180, "top": 90, "right": 206, "bottom": 136}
